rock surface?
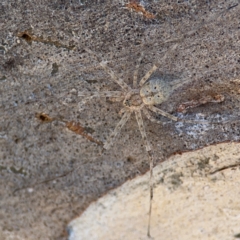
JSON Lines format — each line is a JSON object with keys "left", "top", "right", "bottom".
{"left": 0, "top": 1, "right": 240, "bottom": 239}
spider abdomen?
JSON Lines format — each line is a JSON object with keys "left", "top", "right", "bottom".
{"left": 140, "top": 77, "right": 173, "bottom": 105}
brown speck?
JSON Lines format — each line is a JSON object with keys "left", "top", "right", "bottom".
{"left": 51, "top": 63, "right": 59, "bottom": 75}
{"left": 35, "top": 113, "right": 54, "bottom": 123}
{"left": 18, "top": 32, "right": 34, "bottom": 43}
{"left": 127, "top": 156, "right": 135, "bottom": 163}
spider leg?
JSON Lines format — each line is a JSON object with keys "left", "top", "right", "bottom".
{"left": 103, "top": 110, "right": 131, "bottom": 150}
{"left": 144, "top": 107, "right": 213, "bottom": 126}
{"left": 77, "top": 91, "right": 123, "bottom": 110}
{"left": 139, "top": 65, "right": 158, "bottom": 87}
{"left": 137, "top": 43, "right": 178, "bottom": 87}
{"left": 77, "top": 91, "right": 123, "bottom": 98}
{"left": 99, "top": 61, "right": 131, "bottom": 91}
{"left": 143, "top": 107, "right": 164, "bottom": 124}
{"left": 148, "top": 105, "right": 221, "bottom": 125}
{"left": 179, "top": 118, "right": 219, "bottom": 125}
{"left": 118, "top": 107, "right": 129, "bottom": 116}
{"left": 134, "top": 110, "right": 154, "bottom": 238}
{"left": 144, "top": 106, "right": 211, "bottom": 125}
{"left": 133, "top": 51, "right": 144, "bottom": 88}
{"left": 85, "top": 48, "right": 131, "bottom": 92}
{"left": 109, "top": 96, "right": 125, "bottom": 103}
{"left": 148, "top": 105, "right": 178, "bottom": 122}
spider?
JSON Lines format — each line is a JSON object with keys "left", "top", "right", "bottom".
{"left": 77, "top": 47, "right": 205, "bottom": 237}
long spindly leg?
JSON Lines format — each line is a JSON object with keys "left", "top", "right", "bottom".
{"left": 143, "top": 107, "right": 165, "bottom": 124}
{"left": 99, "top": 61, "right": 131, "bottom": 92}
{"left": 77, "top": 91, "right": 123, "bottom": 98}
{"left": 139, "top": 45, "right": 178, "bottom": 87}
{"left": 161, "top": 43, "right": 178, "bottom": 62}
{"left": 139, "top": 65, "right": 158, "bottom": 87}
{"left": 148, "top": 105, "right": 178, "bottom": 122}
{"left": 138, "top": 44, "right": 177, "bottom": 88}
{"left": 133, "top": 51, "right": 144, "bottom": 88}
{"left": 85, "top": 48, "right": 131, "bottom": 92}
{"left": 103, "top": 110, "right": 131, "bottom": 150}
{"left": 146, "top": 106, "right": 229, "bottom": 125}
{"left": 77, "top": 91, "right": 124, "bottom": 110}
{"left": 179, "top": 118, "right": 221, "bottom": 125}
{"left": 135, "top": 110, "right": 154, "bottom": 238}
{"left": 148, "top": 105, "right": 220, "bottom": 125}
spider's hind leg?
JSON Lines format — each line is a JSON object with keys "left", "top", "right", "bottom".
{"left": 135, "top": 110, "right": 154, "bottom": 238}
{"left": 148, "top": 105, "right": 178, "bottom": 122}
{"left": 143, "top": 107, "right": 165, "bottom": 125}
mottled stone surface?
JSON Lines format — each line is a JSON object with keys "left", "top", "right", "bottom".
{"left": 0, "top": 1, "right": 239, "bottom": 239}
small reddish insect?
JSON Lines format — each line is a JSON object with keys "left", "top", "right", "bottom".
{"left": 36, "top": 113, "right": 103, "bottom": 146}
{"left": 65, "top": 121, "right": 103, "bottom": 146}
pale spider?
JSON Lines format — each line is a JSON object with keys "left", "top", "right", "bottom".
{"left": 77, "top": 47, "right": 201, "bottom": 237}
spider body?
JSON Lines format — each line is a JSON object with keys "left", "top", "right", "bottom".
{"left": 123, "top": 89, "right": 143, "bottom": 110}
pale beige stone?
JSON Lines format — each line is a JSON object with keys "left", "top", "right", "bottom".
{"left": 68, "top": 142, "right": 240, "bottom": 240}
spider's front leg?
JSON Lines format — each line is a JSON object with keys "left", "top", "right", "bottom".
{"left": 77, "top": 91, "right": 123, "bottom": 110}
{"left": 85, "top": 48, "right": 131, "bottom": 91}
{"left": 103, "top": 109, "right": 132, "bottom": 150}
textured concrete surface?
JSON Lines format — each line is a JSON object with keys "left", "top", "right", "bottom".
{"left": 68, "top": 142, "right": 240, "bottom": 240}
{"left": 0, "top": 1, "right": 240, "bottom": 239}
